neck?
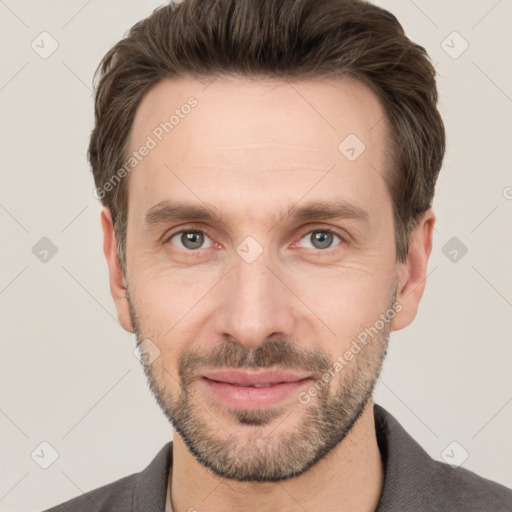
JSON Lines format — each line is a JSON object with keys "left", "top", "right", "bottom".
{"left": 169, "top": 399, "right": 384, "bottom": 512}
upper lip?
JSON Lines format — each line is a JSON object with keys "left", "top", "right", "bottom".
{"left": 201, "top": 369, "right": 311, "bottom": 386}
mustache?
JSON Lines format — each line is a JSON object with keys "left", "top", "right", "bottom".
{"left": 178, "top": 337, "right": 333, "bottom": 385}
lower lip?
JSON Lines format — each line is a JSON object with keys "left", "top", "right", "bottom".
{"left": 200, "top": 377, "right": 313, "bottom": 410}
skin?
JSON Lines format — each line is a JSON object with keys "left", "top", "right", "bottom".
{"left": 101, "top": 75, "right": 435, "bottom": 512}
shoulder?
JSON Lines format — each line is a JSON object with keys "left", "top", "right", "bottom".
{"left": 430, "top": 460, "right": 512, "bottom": 510}
{"left": 41, "top": 441, "right": 173, "bottom": 512}
{"left": 373, "top": 403, "right": 512, "bottom": 511}
{"left": 42, "top": 472, "right": 138, "bottom": 512}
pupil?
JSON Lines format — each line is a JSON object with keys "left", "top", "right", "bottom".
{"left": 183, "top": 232, "right": 203, "bottom": 249}
{"left": 313, "top": 231, "right": 332, "bottom": 249}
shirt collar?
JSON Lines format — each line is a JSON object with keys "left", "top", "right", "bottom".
{"left": 373, "top": 403, "right": 442, "bottom": 511}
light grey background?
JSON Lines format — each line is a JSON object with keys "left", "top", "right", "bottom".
{"left": 1, "top": 1, "right": 511, "bottom": 511}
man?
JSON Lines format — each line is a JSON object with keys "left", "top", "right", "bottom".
{"left": 45, "top": 0, "right": 512, "bottom": 510}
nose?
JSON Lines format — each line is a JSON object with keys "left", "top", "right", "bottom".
{"left": 214, "top": 249, "right": 297, "bottom": 350}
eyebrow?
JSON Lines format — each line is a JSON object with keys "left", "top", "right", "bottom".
{"left": 143, "top": 198, "right": 370, "bottom": 230}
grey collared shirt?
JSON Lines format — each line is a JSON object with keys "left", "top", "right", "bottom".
{"left": 43, "top": 404, "right": 512, "bottom": 511}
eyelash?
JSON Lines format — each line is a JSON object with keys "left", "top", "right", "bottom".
{"left": 163, "top": 226, "right": 345, "bottom": 254}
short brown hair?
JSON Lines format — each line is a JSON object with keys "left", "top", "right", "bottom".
{"left": 89, "top": 0, "right": 445, "bottom": 273}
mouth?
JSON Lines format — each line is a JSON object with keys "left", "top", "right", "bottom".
{"left": 199, "top": 369, "right": 313, "bottom": 410}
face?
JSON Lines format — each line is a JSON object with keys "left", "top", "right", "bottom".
{"left": 103, "top": 75, "right": 431, "bottom": 482}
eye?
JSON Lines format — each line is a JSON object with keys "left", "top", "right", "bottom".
{"left": 297, "top": 229, "right": 343, "bottom": 250}
{"left": 167, "top": 230, "right": 213, "bottom": 251}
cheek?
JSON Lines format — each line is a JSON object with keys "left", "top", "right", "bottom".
{"left": 130, "top": 269, "right": 217, "bottom": 349}
{"left": 287, "top": 264, "right": 395, "bottom": 347}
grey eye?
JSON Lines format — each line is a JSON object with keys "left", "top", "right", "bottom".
{"left": 298, "top": 230, "right": 341, "bottom": 250}
{"left": 169, "top": 231, "right": 212, "bottom": 250}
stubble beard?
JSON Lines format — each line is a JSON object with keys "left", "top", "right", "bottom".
{"left": 127, "top": 284, "right": 395, "bottom": 482}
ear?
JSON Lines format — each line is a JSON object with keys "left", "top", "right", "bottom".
{"left": 101, "top": 207, "right": 134, "bottom": 333}
{"left": 391, "top": 208, "right": 435, "bottom": 331}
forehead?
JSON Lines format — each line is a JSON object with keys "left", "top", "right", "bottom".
{"left": 126, "top": 75, "right": 391, "bottom": 226}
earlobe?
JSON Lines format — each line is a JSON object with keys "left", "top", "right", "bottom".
{"left": 100, "top": 207, "right": 134, "bottom": 333}
{"left": 391, "top": 209, "right": 435, "bottom": 332}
